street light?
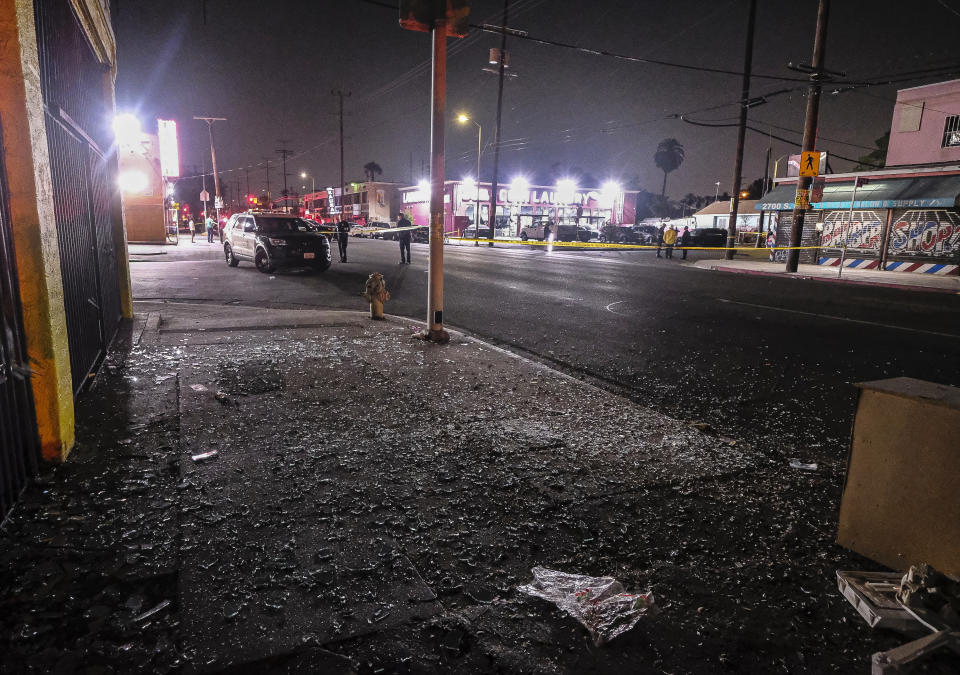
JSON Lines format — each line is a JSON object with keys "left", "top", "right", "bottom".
{"left": 300, "top": 171, "right": 315, "bottom": 193}
{"left": 457, "top": 113, "right": 483, "bottom": 246}
{"left": 714, "top": 181, "right": 721, "bottom": 202}
{"left": 112, "top": 113, "right": 142, "bottom": 148}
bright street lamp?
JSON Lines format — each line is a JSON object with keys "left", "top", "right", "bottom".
{"left": 300, "top": 171, "right": 315, "bottom": 193}
{"left": 113, "top": 113, "right": 142, "bottom": 148}
{"left": 714, "top": 181, "right": 721, "bottom": 202}
{"left": 457, "top": 113, "right": 483, "bottom": 246}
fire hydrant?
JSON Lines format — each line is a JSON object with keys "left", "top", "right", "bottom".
{"left": 362, "top": 272, "right": 390, "bottom": 320}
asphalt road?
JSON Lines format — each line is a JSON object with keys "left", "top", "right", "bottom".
{"left": 131, "top": 236, "right": 960, "bottom": 457}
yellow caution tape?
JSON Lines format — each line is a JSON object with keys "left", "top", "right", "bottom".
{"left": 445, "top": 237, "right": 823, "bottom": 251}
{"left": 351, "top": 224, "right": 428, "bottom": 234}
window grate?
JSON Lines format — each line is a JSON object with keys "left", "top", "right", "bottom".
{"left": 942, "top": 115, "right": 960, "bottom": 148}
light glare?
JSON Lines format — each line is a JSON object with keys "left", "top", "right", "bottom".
{"left": 113, "top": 113, "right": 141, "bottom": 147}
{"left": 118, "top": 170, "right": 148, "bottom": 193}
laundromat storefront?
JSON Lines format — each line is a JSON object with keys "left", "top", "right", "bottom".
{"left": 399, "top": 181, "right": 637, "bottom": 237}
{"left": 758, "top": 173, "right": 960, "bottom": 274}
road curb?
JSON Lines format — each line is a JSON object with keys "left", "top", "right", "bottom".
{"left": 708, "top": 265, "right": 960, "bottom": 295}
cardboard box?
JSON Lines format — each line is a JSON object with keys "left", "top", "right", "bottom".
{"left": 837, "top": 378, "right": 960, "bottom": 577}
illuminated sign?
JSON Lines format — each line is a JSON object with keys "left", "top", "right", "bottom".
{"left": 458, "top": 187, "right": 601, "bottom": 205}
{"left": 157, "top": 119, "right": 180, "bottom": 177}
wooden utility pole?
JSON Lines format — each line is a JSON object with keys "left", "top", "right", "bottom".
{"left": 276, "top": 140, "right": 292, "bottom": 197}
{"left": 724, "top": 0, "right": 757, "bottom": 260}
{"left": 487, "top": 0, "right": 510, "bottom": 248}
{"left": 193, "top": 116, "right": 226, "bottom": 222}
{"left": 786, "top": 0, "right": 831, "bottom": 272}
{"left": 263, "top": 158, "right": 271, "bottom": 202}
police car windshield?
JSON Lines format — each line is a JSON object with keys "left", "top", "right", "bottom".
{"left": 256, "top": 217, "right": 313, "bottom": 233}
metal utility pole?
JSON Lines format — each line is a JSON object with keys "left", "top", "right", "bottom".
{"left": 425, "top": 16, "right": 449, "bottom": 342}
{"left": 276, "top": 140, "right": 292, "bottom": 211}
{"left": 724, "top": 0, "right": 757, "bottom": 260}
{"left": 193, "top": 116, "right": 226, "bottom": 225}
{"left": 487, "top": 0, "right": 510, "bottom": 247}
{"left": 332, "top": 89, "right": 351, "bottom": 219}
{"left": 786, "top": 0, "right": 831, "bottom": 272}
{"left": 245, "top": 166, "right": 251, "bottom": 199}
{"left": 474, "top": 123, "right": 482, "bottom": 247}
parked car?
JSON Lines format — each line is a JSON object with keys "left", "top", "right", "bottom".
{"left": 600, "top": 224, "right": 658, "bottom": 244}
{"left": 304, "top": 219, "right": 336, "bottom": 240}
{"left": 223, "top": 212, "right": 331, "bottom": 273}
{"left": 462, "top": 224, "right": 494, "bottom": 239}
{"left": 687, "top": 227, "right": 728, "bottom": 247}
{"left": 371, "top": 221, "right": 398, "bottom": 240}
{"left": 348, "top": 222, "right": 374, "bottom": 237}
{"left": 518, "top": 216, "right": 590, "bottom": 242}
{"left": 412, "top": 225, "right": 429, "bottom": 243}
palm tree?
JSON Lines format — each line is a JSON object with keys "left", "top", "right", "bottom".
{"left": 363, "top": 161, "right": 383, "bottom": 182}
{"left": 653, "top": 138, "right": 685, "bottom": 199}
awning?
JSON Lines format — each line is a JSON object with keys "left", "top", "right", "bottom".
{"left": 755, "top": 185, "right": 797, "bottom": 211}
{"left": 756, "top": 174, "right": 960, "bottom": 211}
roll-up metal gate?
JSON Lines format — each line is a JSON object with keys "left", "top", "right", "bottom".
{"left": 34, "top": 0, "right": 122, "bottom": 394}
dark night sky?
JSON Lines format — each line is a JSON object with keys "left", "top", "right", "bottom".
{"left": 114, "top": 0, "right": 960, "bottom": 200}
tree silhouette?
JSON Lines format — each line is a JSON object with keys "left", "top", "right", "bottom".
{"left": 854, "top": 132, "right": 888, "bottom": 171}
{"left": 363, "top": 161, "right": 383, "bottom": 182}
{"left": 653, "top": 138, "right": 685, "bottom": 199}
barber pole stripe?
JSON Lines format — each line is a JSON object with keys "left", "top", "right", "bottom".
{"left": 817, "top": 257, "right": 880, "bottom": 269}
{"left": 885, "top": 262, "right": 959, "bottom": 275}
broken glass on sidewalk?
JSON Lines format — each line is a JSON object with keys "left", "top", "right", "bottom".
{"left": 518, "top": 566, "right": 657, "bottom": 646}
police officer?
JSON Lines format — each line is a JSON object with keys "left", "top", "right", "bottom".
{"left": 397, "top": 213, "right": 413, "bottom": 264}
{"left": 336, "top": 220, "right": 350, "bottom": 262}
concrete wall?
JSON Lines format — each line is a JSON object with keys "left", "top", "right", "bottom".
{"left": 887, "top": 79, "right": 960, "bottom": 167}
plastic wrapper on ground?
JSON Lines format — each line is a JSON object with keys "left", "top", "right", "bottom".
{"left": 518, "top": 566, "right": 657, "bottom": 646}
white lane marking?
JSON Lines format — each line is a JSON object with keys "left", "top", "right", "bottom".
{"left": 605, "top": 300, "right": 629, "bottom": 316}
{"left": 717, "top": 298, "right": 960, "bottom": 340}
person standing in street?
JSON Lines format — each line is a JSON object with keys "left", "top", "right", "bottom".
{"left": 663, "top": 226, "right": 678, "bottom": 259}
{"left": 680, "top": 225, "right": 691, "bottom": 260}
{"left": 189, "top": 217, "right": 196, "bottom": 243}
{"left": 205, "top": 213, "right": 215, "bottom": 243}
{"left": 397, "top": 213, "right": 413, "bottom": 264}
{"left": 656, "top": 223, "right": 666, "bottom": 258}
{"left": 336, "top": 220, "right": 350, "bottom": 262}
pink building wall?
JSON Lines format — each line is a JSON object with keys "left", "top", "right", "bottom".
{"left": 886, "top": 79, "right": 960, "bottom": 166}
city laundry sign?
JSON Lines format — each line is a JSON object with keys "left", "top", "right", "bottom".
{"left": 456, "top": 188, "right": 601, "bottom": 205}
{"left": 403, "top": 185, "right": 607, "bottom": 205}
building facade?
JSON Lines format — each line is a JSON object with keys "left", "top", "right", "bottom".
{"left": 757, "top": 79, "right": 960, "bottom": 274}
{"left": 886, "top": 79, "right": 960, "bottom": 168}
{"left": 757, "top": 167, "right": 960, "bottom": 273}
{"left": 399, "top": 180, "right": 637, "bottom": 237}
{"left": 302, "top": 182, "right": 401, "bottom": 224}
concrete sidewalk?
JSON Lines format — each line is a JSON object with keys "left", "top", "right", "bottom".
{"left": 692, "top": 258, "right": 960, "bottom": 293}
{"left": 0, "top": 302, "right": 896, "bottom": 674}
